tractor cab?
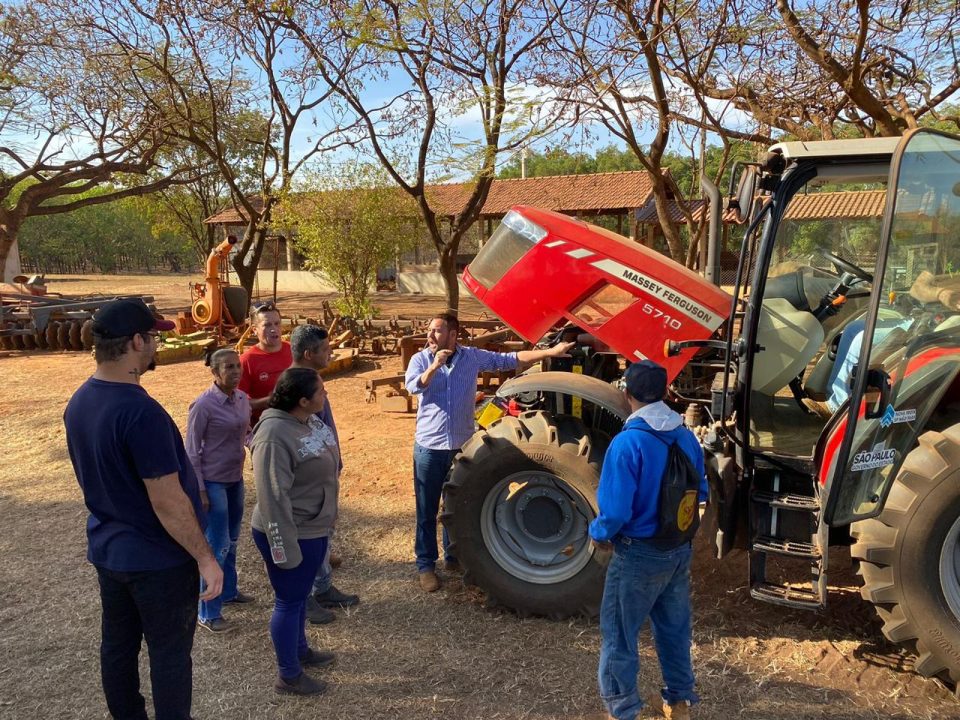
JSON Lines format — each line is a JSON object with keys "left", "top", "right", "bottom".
{"left": 719, "top": 128, "right": 960, "bottom": 610}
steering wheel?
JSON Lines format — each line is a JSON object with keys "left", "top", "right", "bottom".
{"left": 817, "top": 247, "right": 873, "bottom": 285}
{"left": 816, "top": 248, "right": 874, "bottom": 284}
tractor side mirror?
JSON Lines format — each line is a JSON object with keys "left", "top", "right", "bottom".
{"left": 730, "top": 167, "right": 759, "bottom": 224}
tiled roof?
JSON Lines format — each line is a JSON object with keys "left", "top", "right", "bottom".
{"left": 204, "top": 171, "right": 659, "bottom": 225}
{"left": 425, "top": 171, "right": 658, "bottom": 216}
{"left": 633, "top": 189, "right": 887, "bottom": 227}
{"left": 205, "top": 197, "right": 266, "bottom": 225}
{"left": 783, "top": 189, "right": 886, "bottom": 219}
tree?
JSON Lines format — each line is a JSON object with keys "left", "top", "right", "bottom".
{"left": 277, "top": 163, "right": 420, "bottom": 317}
{"left": 543, "top": 0, "right": 718, "bottom": 264}
{"left": 78, "top": 0, "right": 352, "bottom": 299}
{"left": 497, "top": 146, "right": 600, "bottom": 178}
{"left": 17, "top": 188, "right": 194, "bottom": 273}
{"left": 0, "top": 2, "right": 198, "bottom": 281}
{"left": 668, "top": 0, "right": 960, "bottom": 139}
{"left": 287, "top": 0, "right": 566, "bottom": 314}
{"left": 146, "top": 109, "right": 267, "bottom": 264}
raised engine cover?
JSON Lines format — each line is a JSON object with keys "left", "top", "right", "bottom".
{"left": 463, "top": 206, "right": 732, "bottom": 381}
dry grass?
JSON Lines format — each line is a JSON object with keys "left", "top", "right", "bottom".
{"left": 0, "top": 275, "right": 957, "bottom": 719}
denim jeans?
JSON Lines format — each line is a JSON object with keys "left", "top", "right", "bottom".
{"left": 199, "top": 480, "right": 244, "bottom": 621}
{"left": 413, "top": 443, "right": 457, "bottom": 572}
{"left": 598, "top": 538, "right": 699, "bottom": 720}
{"left": 312, "top": 541, "right": 333, "bottom": 595}
{"left": 252, "top": 529, "right": 327, "bottom": 680}
{"left": 95, "top": 561, "right": 199, "bottom": 720}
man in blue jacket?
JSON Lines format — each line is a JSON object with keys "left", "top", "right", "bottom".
{"left": 590, "top": 360, "right": 707, "bottom": 720}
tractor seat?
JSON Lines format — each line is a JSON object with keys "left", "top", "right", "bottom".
{"left": 752, "top": 298, "right": 824, "bottom": 395}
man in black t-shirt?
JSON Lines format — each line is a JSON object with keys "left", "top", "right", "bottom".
{"left": 64, "top": 298, "right": 223, "bottom": 720}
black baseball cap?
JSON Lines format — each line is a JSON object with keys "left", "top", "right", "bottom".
{"left": 624, "top": 359, "right": 668, "bottom": 403}
{"left": 92, "top": 298, "right": 175, "bottom": 339}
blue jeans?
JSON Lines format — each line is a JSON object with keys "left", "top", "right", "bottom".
{"left": 598, "top": 538, "right": 699, "bottom": 719}
{"left": 312, "top": 542, "right": 333, "bottom": 595}
{"left": 199, "top": 481, "right": 244, "bottom": 621}
{"left": 252, "top": 530, "right": 327, "bottom": 680}
{"left": 96, "top": 561, "right": 199, "bottom": 720}
{"left": 413, "top": 443, "right": 457, "bottom": 572}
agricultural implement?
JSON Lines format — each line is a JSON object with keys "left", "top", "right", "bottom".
{"left": 0, "top": 291, "right": 160, "bottom": 351}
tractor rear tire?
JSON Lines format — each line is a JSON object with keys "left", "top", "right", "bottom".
{"left": 851, "top": 425, "right": 960, "bottom": 685}
{"left": 442, "top": 411, "right": 608, "bottom": 619}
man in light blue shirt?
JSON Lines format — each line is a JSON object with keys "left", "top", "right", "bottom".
{"left": 404, "top": 312, "right": 573, "bottom": 592}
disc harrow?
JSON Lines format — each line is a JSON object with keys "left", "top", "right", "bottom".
{"left": 0, "top": 290, "right": 158, "bottom": 353}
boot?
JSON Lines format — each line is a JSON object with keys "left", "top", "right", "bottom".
{"left": 419, "top": 570, "right": 440, "bottom": 592}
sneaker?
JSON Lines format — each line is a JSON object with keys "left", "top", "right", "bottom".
{"left": 223, "top": 591, "right": 255, "bottom": 604}
{"left": 419, "top": 570, "right": 440, "bottom": 592}
{"left": 444, "top": 558, "right": 462, "bottom": 573}
{"left": 198, "top": 617, "right": 234, "bottom": 633}
{"left": 314, "top": 584, "right": 360, "bottom": 608}
{"left": 299, "top": 647, "right": 336, "bottom": 668}
{"left": 306, "top": 595, "right": 337, "bottom": 625}
{"left": 274, "top": 672, "right": 327, "bottom": 696}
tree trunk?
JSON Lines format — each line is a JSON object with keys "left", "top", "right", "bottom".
{"left": 0, "top": 211, "right": 26, "bottom": 283}
{"left": 232, "top": 213, "right": 271, "bottom": 302}
{"left": 438, "top": 247, "right": 459, "bottom": 315}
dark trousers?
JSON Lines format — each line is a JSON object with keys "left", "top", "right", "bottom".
{"left": 95, "top": 561, "right": 199, "bottom": 720}
{"left": 252, "top": 529, "right": 328, "bottom": 680}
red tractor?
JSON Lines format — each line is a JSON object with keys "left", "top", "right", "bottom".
{"left": 442, "top": 128, "right": 960, "bottom": 686}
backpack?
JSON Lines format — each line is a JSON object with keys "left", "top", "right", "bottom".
{"left": 633, "top": 428, "right": 702, "bottom": 548}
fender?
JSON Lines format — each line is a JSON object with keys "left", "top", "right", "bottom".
{"left": 495, "top": 371, "right": 631, "bottom": 421}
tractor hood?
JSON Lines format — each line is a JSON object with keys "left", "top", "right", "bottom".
{"left": 463, "top": 206, "right": 732, "bottom": 381}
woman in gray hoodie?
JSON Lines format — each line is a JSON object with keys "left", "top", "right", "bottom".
{"left": 250, "top": 367, "right": 340, "bottom": 696}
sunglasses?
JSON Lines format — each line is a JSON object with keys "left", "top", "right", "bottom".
{"left": 252, "top": 301, "right": 277, "bottom": 313}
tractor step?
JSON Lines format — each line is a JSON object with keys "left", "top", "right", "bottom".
{"left": 752, "top": 536, "right": 820, "bottom": 558}
{"left": 752, "top": 490, "right": 819, "bottom": 512}
{"left": 750, "top": 581, "right": 824, "bottom": 610}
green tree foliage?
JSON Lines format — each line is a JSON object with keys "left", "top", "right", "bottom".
{"left": 17, "top": 187, "right": 194, "bottom": 273}
{"left": 276, "top": 164, "right": 420, "bottom": 318}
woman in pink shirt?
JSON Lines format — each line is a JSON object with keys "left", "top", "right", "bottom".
{"left": 186, "top": 348, "right": 252, "bottom": 632}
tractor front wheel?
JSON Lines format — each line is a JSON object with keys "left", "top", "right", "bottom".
{"left": 851, "top": 425, "right": 960, "bottom": 685}
{"left": 441, "top": 411, "right": 608, "bottom": 618}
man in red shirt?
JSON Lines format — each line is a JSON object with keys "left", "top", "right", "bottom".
{"left": 239, "top": 302, "right": 292, "bottom": 424}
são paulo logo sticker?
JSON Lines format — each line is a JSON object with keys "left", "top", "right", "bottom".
{"left": 852, "top": 442, "right": 897, "bottom": 471}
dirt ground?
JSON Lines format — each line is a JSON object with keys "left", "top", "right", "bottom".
{"left": 1, "top": 274, "right": 958, "bottom": 719}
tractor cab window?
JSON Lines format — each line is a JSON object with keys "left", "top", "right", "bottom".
{"left": 469, "top": 210, "right": 545, "bottom": 289}
{"left": 749, "top": 178, "right": 887, "bottom": 456}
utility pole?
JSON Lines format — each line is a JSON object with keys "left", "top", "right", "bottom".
{"left": 521, "top": 146, "right": 529, "bottom": 179}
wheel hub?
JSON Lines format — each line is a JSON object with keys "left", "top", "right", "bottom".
{"left": 939, "top": 512, "right": 960, "bottom": 622}
{"left": 516, "top": 488, "right": 571, "bottom": 540}
{"left": 481, "top": 470, "right": 595, "bottom": 584}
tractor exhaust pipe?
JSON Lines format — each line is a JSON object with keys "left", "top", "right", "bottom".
{"left": 700, "top": 174, "right": 722, "bottom": 287}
